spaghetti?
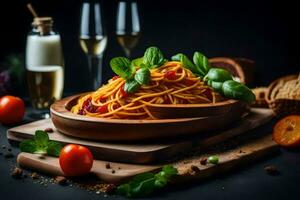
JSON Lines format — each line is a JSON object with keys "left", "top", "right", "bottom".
{"left": 71, "top": 61, "right": 223, "bottom": 119}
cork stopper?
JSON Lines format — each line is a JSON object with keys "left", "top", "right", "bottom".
{"left": 32, "top": 17, "right": 53, "bottom": 35}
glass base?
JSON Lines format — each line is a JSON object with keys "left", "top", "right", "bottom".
{"left": 28, "top": 110, "right": 50, "bottom": 120}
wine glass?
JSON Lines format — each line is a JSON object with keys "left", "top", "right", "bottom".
{"left": 79, "top": 1, "right": 107, "bottom": 90}
{"left": 116, "top": 0, "right": 141, "bottom": 58}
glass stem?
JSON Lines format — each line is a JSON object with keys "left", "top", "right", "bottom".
{"left": 124, "top": 48, "right": 131, "bottom": 58}
{"left": 87, "top": 54, "right": 103, "bottom": 90}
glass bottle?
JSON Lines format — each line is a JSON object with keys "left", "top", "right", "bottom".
{"left": 26, "top": 17, "right": 64, "bottom": 118}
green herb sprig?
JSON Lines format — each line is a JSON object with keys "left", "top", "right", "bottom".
{"left": 19, "top": 130, "right": 63, "bottom": 157}
{"left": 172, "top": 51, "right": 255, "bottom": 103}
{"left": 110, "top": 46, "right": 166, "bottom": 93}
{"left": 110, "top": 46, "right": 255, "bottom": 103}
{"left": 117, "top": 165, "right": 178, "bottom": 198}
{"left": 171, "top": 53, "right": 203, "bottom": 77}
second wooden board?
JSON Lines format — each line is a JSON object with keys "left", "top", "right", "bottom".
{"left": 8, "top": 108, "right": 273, "bottom": 164}
{"left": 17, "top": 134, "right": 278, "bottom": 184}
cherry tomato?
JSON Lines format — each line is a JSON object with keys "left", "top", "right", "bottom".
{"left": 203, "top": 88, "right": 213, "bottom": 101}
{"left": 164, "top": 71, "right": 177, "bottom": 80}
{"left": 77, "top": 109, "right": 86, "bottom": 115}
{"left": 59, "top": 144, "right": 93, "bottom": 176}
{"left": 82, "top": 98, "right": 97, "bottom": 113}
{"left": 82, "top": 98, "right": 91, "bottom": 110}
{"left": 96, "top": 104, "right": 108, "bottom": 114}
{"left": 0, "top": 95, "right": 25, "bottom": 124}
{"left": 120, "top": 84, "right": 128, "bottom": 98}
{"left": 184, "top": 79, "right": 196, "bottom": 86}
{"left": 99, "top": 96, "right": 107, "bottom": 103}
{"left": 112, "top": 75, "right": 120, "bottom": 81}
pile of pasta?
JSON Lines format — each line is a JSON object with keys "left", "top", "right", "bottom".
{"left": 71, "top": 61, "right": 223, "bottom": 119}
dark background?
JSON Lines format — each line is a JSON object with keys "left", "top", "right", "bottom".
{"left": 1, "top": 1, "right": 300, "bottom": 199}
{"left": 0, "top": 0, "right": 299, "bottom": 95}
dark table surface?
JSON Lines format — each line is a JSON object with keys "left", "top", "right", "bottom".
{"left": 0, "top": 108, "right": 300, "bottom": 200}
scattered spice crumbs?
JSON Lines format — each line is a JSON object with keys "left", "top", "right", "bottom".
{"left": 44, "top": 128, "right": 54, "bottom": 133}
{"left": 55, "top": 176, "right": 67, "bottom": 185}
{"left": 30, "top": 172, "right": 40, "bottom": 180}
{"left": 190, "top": 165, "right": 200, "bottom": 172}
{"left": 200, "top": 157, "right": 207, "bottom": 165}
{"left": 105, "top": 163, "right": 111, "bottom": 169}
{"left": 264, "top": 165, "right": 279, "bottom": 175}
{"left": 11, "top": 167, "right": 23, "bottom": 179}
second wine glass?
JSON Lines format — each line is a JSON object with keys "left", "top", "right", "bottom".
{"left": 116, "top": 1, "right": 141, "bottom": 58}
{"left": 80, "top": 1, "right": 107, "bottom": 90}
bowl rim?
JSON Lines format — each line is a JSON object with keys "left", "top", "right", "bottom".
{"left": 50, "top": 93, "right": 242, "bottom": 124}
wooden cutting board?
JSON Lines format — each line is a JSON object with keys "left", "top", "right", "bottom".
{"left": 17, "top": 134, "right": 278, "bottom": 184}
{"left": 8, "top": 108, "right": 273, "bottom": 164}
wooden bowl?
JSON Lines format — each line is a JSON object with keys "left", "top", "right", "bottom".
{"left": 50, "top": 94, "right": 246, "bottom": 141}
{"left": 266, "top": 74, "right": 300, "bottom": 116}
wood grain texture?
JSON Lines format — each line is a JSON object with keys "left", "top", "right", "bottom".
{"left": 17, "top": 152, "right": 159, "bottom": 184}
{"left": 173, "top": 134, "right": 278, "bottom": 183}
{"left": 8, "top": 108, "right": 274, "bottom": 164}
{"left": 50, "top": 94, "right": 247, "bottom": 141}
{"left": 17, "top": 134, "right": 278, "bottom": 184}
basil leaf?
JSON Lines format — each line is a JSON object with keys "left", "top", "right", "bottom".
{"left": 154, "top": 176, "right": 168, "bottom": 188}
{"left": 134, "top": 68, "right": 150, "bottom": 85}
{"left": 131, "top": 173, "right": 155, "bottom": 188}
{"left": 161, "top": 165, "right": 178, "bottom": 178}
{"left": 222, "top": 80, "right": 256, "bottom": 103}
{"left": 116, "top": 183, "right": 131, "bottom": 197}
{"left": 47, "top": 141, "right": 63, "bottom": 157}
{"left": 34, "top": 130, "right": 49, "bottom": 154}
{"left": 131, "top": 57, "right": 144, "bottom": 67}
{"left": 193, "top": 51, "right": 211, "bottom": 75}
{"left": 117, "top": 165, "right": 178, "bottom": 197}
{"left": 131, "top": 177, "right": 156, "bottom": 197}
{"left": 20, "top": 130, "right": 63, "bottom": 157}
{"left": 205, "top": 68, "right": 232, "bottom": 82}
{"left": 117, "top": 173, "right": 155, "bottom": 197}
{"left": 171, "top": 53, "right": 204, "bottom": 77}
{"left": 34, "top": 148, "right": 47, "bottom": 154}
{"left": 143, "top": 46, "right": 165, "bottom": 67}
{"left": 19, "top": 140, "right": 36, "bottom": 153}
{"left": 34, "top": 130, "right": 49, "bottom": 147}
{"left": 110, "top": 57, "right": 135, "bottom": 80}
{"left": 124, "top": 80, "right": 140, "bottom": 93}
{"left": 154, "top": 165, "right": 178, "bottom": 188}
{"left": 207, "top": 80, "right": 223, "bottom": 93}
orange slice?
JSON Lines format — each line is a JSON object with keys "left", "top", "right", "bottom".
{"left": 273, "top": 115, "right": 300, "bottom": 147}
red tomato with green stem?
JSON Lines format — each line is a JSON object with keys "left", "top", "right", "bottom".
{"left": 59, "top": 144, "right": 94, "bottom": 176}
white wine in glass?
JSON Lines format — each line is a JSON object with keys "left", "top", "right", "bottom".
{"left": 80, "top": 1, "right": 107, "bottom": 90}
{"left": 79, "top": 35, "right": 107, "bottom": 56}
{"left": 116, "top": 1, "right": 141, "bottom": 58}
